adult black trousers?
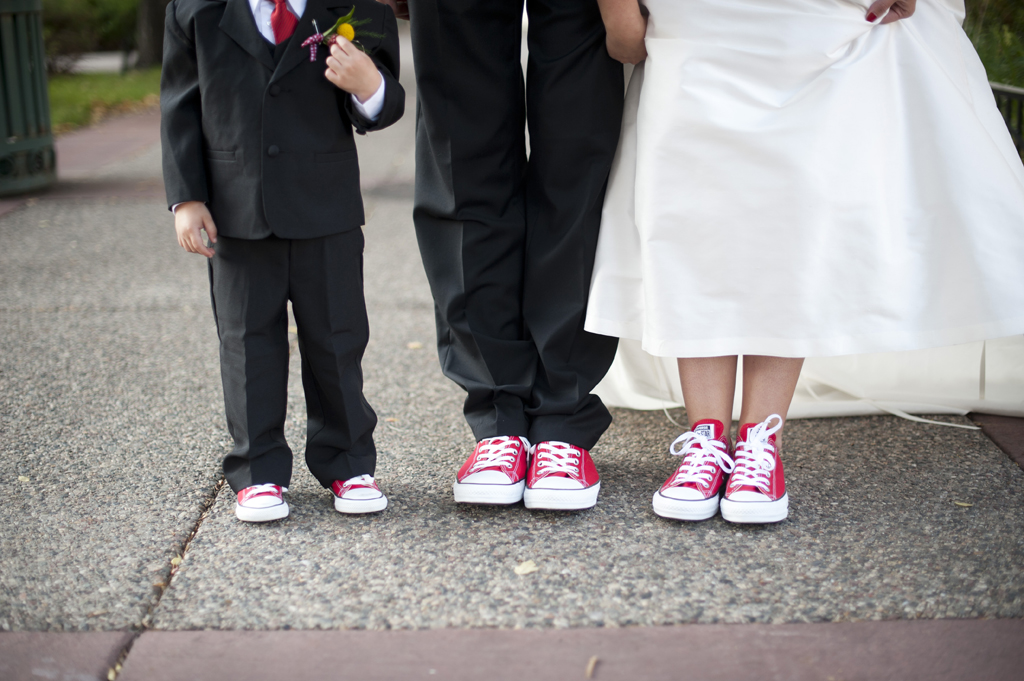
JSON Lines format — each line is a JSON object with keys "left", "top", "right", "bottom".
{"left": 208, "top": 230, "right": 377, "bottom": 493}
{"left": 409, "top": 0, "right": 623, "bottom": 450}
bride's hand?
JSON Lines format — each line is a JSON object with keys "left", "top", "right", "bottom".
{"left": 598, "top": 0, "right": 648, "bottom": 65}
{"left": 866, "top": 0, "right": 916, "bottom": 24}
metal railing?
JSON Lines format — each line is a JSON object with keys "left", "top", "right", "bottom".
{"left": 992, "top": 82, "right": 1024, "bottom": 159}
{"left": 0, "top": 0, "right": 55, "bottom": 197}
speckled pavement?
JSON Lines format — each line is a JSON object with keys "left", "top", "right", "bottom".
{"left": 1, "top": 25, "right": 1022, "bottom": 681}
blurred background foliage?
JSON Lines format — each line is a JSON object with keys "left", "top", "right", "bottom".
{"left": 42, "top": 0, "right": 138, "bottom": 73}
{"left": 965, "top": 0, "right": 1024, "bottom": 87}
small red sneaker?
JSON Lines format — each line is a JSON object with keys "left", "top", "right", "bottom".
{"left": 720, "top": 414, "right": 788, "bottom": 523}
{"left": 524, "top": 441, "right": 600, "bottom": 510}
{"left": 453, "top": 436, "right": 530, "bottom": 505}
{"left": 653, "top": 419, "right": 734, "bottom": 521}
{"left": 332, "top": 474, "right": 388, "bottom": 514}
{"left": 235, "top": 484, "right": 289, "bottom": 523}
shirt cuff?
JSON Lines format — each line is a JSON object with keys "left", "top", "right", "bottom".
{"left": 351, "top": 74, "right": 386, "bottom": 121}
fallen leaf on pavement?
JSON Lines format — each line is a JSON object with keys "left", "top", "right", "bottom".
{"left": 170, "top": 556, "right": 183, "bottom": 566}
{"left": 407, "top": 341, "right": 424, "bottom": 349}
{"left": 585, "top": 656, "right": 599, "bottom": 679}
{"left": 18, "top": 476, "right": 29, "bottom": 482}
{"left": 954, "top": 501, "right": 973, "bottom": 507}
{"left": 514, "top": 560, "right": 539, "bottom": 575}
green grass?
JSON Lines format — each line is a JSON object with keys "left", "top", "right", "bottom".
{"left": 47, "top": 66, "right": 161, "bottom": 133}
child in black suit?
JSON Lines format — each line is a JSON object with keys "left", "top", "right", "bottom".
{"left": 161, "top": 0, "right": 404, "bottom": 522}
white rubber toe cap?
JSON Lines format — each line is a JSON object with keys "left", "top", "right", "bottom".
{"left": 530, "top": 476, "right": 584, "bottom": 490}
{"left": 726, "top": 490, "right": 771, "bottom": 502}
{"left": 460, "top": 470, "right": 513, "bottom": 485}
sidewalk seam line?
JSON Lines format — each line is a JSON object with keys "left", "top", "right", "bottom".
{"left": 108, "top": 475, "right": 226, "bottom": 680}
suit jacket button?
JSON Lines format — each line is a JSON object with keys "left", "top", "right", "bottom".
{"left": 267, "top": 145, "right": 280, "bottom": 157}
{"left": 269, "top": 85, "right": 281, "bottom": 96}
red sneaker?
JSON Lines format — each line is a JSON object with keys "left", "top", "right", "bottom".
{"left": 720, "top": 414, "right": 788, "bottom": 523}
{"left": 235, "top": 484, "right": 289, "bottom": 523}
{"left": 524, "top": 441, "right": 600, "bottom": 510}
{"left": 332, "top": 474, "right": 388, "bottom": 514}
{"left": 652, "top": 419, "right": 734, "bottom": 521}
{"left": 453, "top": 436, "right": 530, "bottom": 505}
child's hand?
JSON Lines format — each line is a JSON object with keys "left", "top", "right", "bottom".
{"left": 598, "top": 0, "right": 648, "bottom": 65}
{"left": 174, "top": 201, "right": 218, "bottom": 258}
{"left": 324, "top": 40, "right": 383, "bottom": 103}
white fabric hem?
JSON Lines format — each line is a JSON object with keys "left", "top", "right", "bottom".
{"left": 617, "top": 317, "right": 1024, "bottom": 359}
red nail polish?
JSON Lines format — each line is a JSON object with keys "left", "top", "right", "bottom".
{"left": 866, "top": 12, "right": 877, "bottom": 21}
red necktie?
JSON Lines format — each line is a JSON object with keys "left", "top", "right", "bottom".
{"left": 271, "top": 0, "right": 297, "bottom": 44}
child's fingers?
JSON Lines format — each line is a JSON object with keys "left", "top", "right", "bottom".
{"left": 330, "top": 40, "right": 353, "bottom": 60}
{"left": 202, "top": 213, "right": 218, "bottom": 244}
{"left": 186, "top": 224, "right": 214, "bottom": 258}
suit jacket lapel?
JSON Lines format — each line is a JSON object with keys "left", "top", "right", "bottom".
{"left": 219, "top": 0, "right": 276, "bottom": 72}
{"left": 272, "top": 0, "right": 348, "bottom": 82}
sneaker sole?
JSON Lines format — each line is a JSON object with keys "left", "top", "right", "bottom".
{"left": 334, "top": 496, "right": 388, "bottom": 514}
{"left": 452, "top": 480, "right": 525, "bottom": 505}
{"left": 524, "top": 482, "right": 600, "bottom": 510}
{"left": 652, "top": 491, "right": 719, "bottom": 521}
{"left": 235, "top": 501, "right": 289, "bottom": 523}
{"left": 720, "top": 493, "right": 788, "bottom": 524}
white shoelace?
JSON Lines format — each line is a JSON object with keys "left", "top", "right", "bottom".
{"left": 240, "top": 483, "right": 282, "bottom": 502}
{"left": 469, "top": 436, "right": 529, "bottom": 473}
{"left": 534, "top": 441, "right": 580, "bottom": 476}
{"left": 344, "top": 474, "right": 376, "bottom": 488}
{"left": 668, "top": 430, "right": 734, "bottom": 487}
{"left": 729, "top": 414, "right": 784, "bottom": 493}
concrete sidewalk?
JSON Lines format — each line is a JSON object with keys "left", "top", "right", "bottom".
{"left": 1, "top": 30, "right": 1022, "bottom": 681}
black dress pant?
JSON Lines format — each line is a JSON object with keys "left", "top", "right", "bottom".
{"left": 410, "top": 0, "right": 622, "bottom": 449}
{"left": 208, "top": 229, "right": 377, "bottom": 493}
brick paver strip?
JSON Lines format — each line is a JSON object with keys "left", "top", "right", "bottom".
{"left": 0, "top": 631, "right": 132, "bottom": 681}
{"left": 119, "top": 620, "right": 1023, "bottom": 681}
{"left": 971, "top": 413, "right": 1024, "bottom": 470}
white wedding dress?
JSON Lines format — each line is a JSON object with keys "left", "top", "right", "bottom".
{"left": 585, "top": 0, "right": 1024, "bottom": 419}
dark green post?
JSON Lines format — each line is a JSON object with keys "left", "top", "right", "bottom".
{"left": 0, "top": 0, "right": 55, "bottom": 197}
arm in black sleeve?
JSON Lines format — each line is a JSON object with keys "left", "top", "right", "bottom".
{"left": 345, "top": 5, "right": 405, "bottom": 134}
{"left": 160, "top": 0, "right": 208, "bottom": 209}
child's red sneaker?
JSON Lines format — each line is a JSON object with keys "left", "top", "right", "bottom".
{"left": 332, "top": 475, "right": 388, "bottom": 514}
{"left": 235, "top": 484, "right": 289, "bottom": 522}
{"left": 453, "top": 436, "right": 530, "bottom": 505}
{"left": 653, "top": 419, "right": 734, "bottom": 521}
{"left": 524, "top": 441, "right": 600, "bottom": 510}
{"left": 720, "top": 414, "right": 788, "bottom": 523}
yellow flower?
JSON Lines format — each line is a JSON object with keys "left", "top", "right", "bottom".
{"left": 338, "top": 23, "right": 355, "bottom": 41}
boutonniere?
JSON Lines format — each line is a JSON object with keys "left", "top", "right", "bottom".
{"left": 300, "top": 9, "right": 384, "bottom": 62}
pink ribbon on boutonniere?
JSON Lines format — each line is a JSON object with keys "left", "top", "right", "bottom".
{"left": 301, "top": 22, "right": 326, "bottom": 62}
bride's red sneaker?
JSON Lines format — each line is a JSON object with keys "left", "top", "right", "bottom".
{"left": 720, "top": 414, "right": 788, "bottom": 523}
{"left": 653, "top": 419, "right": 733, "bottom": 521}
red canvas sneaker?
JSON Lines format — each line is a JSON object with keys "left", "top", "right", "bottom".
{"left": 235, "top": 483, "right": 289, "bottom": 522}
{"left": 332, "top": 474, "right": 388, "bottom": 514}
{"left": 453, "top": 436, "right": 531, "bottom": 505}
{"left": 720, "top": 414, "right": 788, "bottom": 523}
{"left": 652, "top": 419, "right": 734, "bottom": 521}
{"left": 523, "top": 441, "right": 600, "bottom": 510}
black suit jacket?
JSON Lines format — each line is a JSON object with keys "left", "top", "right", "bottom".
{"left": 160, "top": 0, "right": 404, "bottom": 239}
